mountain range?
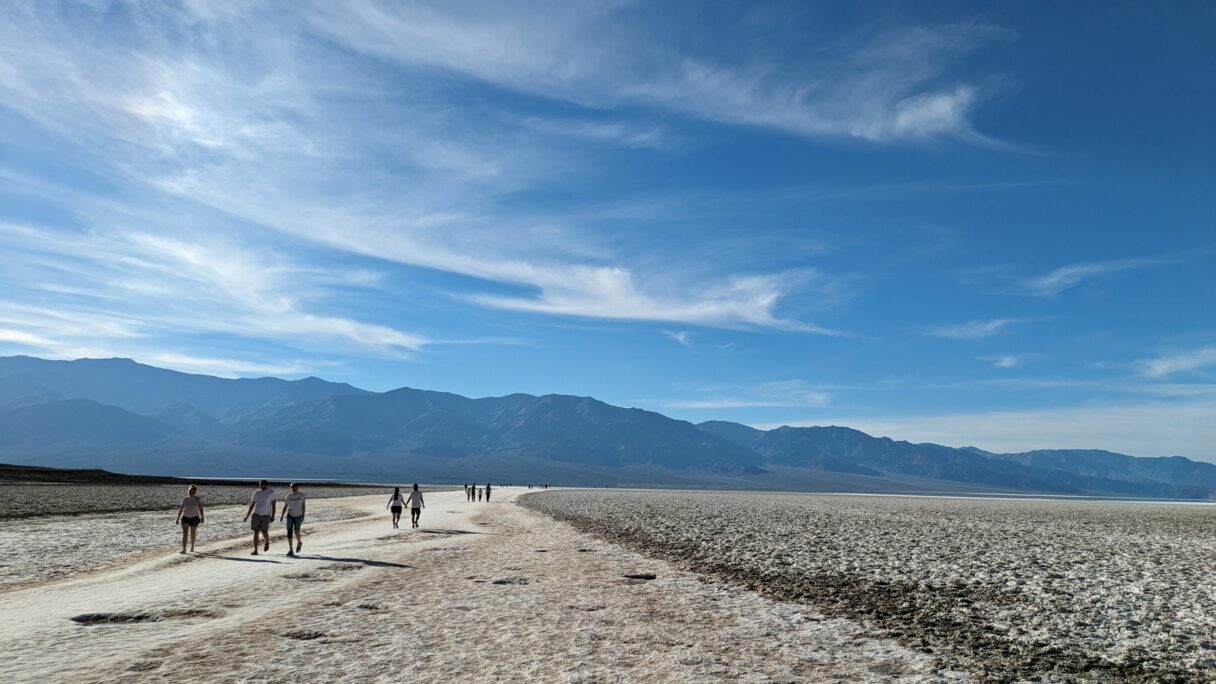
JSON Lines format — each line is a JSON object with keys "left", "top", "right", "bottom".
{"left": 1, "top": 355, "right": 1211, "bottom": 499}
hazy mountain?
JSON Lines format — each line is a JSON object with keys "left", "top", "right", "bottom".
{"left": 0, "top": 356, "right": 368, "bottom": 420}
{"left": 0, "top": 399, "right": 195, "bottom": 448}
{"left": 155, "top": 403, "right": 226, "bottom": 438}
{"left": 979, "top": 448, "right": 1216, "bottom": 491}
{"left": 698, "top": 421, "right": 1215, "bottom": 499}
{"left": 0, "top": 356, "right": 1211, "bottom": 498}
{"left": 0, "top": 373, "right": 62, "bottom": 409}
{"left": 229, "top": 389, "right": 766, "bottom": 473}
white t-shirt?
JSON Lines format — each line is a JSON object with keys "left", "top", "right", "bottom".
{"left": 251, "top": 487, "right": 276, "bottom": 515}
{"left": 181, "top": 495, "right": 201, "bottom": 517}
{"left": 407, "top": 490, "right": 424, "bottom": 508}
{"left": 284, "top": 492, "right": 306, "bottom": 517}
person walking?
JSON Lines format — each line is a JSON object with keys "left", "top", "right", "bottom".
{"left": 387, "top": 487, "right": 406, "bottom": 529}
{"left": 407, "top": 484, "right": 425, "bottom": 528}
{"left": 243, "top": 480, "right": 277, "bottom": 555}
{"left": 175, "top": 484, "right": 204, "bottom": 554}
{"left": 485, "top": 482, "right": 492, "bottom": 502}
{"left": 280, "top": 483, "right": 306, "bottom": 557}
{"left": 476, "top": 486, "right": 482, "bottom": 502}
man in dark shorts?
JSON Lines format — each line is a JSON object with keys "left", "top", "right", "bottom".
{"left": 243, "top": 480, "right": 277, "bottom": 555}
{"left": 407, "top": 483, "right": 424, "bottom": 528}
{"left": 485, "top": 482, "right": 492, "bottom": 502}
{"left": 280, "top": 483, "right": 306, "bottom": 557}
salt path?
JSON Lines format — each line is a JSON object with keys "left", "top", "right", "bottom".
{"left": 0, "top": 489, "right": 960, "bottom": 683}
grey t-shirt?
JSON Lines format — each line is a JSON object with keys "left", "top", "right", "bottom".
{"left": 284, "top": 492, "right": 306, "bottom": 517}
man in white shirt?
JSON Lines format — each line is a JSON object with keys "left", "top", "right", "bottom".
{"left": 243, "top": 480, "right": 277, "bottom": 555}
{"left": 279, "top": 483, "right": 307, "bottom": 557}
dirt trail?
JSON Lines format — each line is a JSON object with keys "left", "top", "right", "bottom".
{"left": 0, "top": 490, "right": 963, "bottom": 682}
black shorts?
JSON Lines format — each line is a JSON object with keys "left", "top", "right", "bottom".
{"left": 411, "top": 507, "right": 421, "bottom": 514}
{"left": 391, "top": 506, "right": 402, "bottom": 513}
{"left": 181, "top": 516, "right": 201, "bottom": 528}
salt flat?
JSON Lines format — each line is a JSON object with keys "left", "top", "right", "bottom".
{"left": 525, "top": 489, "right": 1216, "bottom": 682}
{"left": 0, "top": 489, "right": 960, "bottom": 683}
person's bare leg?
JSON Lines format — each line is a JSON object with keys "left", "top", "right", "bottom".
{"left": 262, "top": 529, "right": 270, "bottom": 552}
{"left": 295, "top": 525, "right": 302, "bottom": 552}
{"left": 252, "top": 531, "right": 259, "bottom": 555}
{"left": 189, "top": 525, "right": 197, "bottom": 552}
{"left": 181, "top": 526, "right": 188, "bottom": 553}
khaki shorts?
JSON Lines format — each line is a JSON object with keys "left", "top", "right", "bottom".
{"left": 251, "top": 514, "right": 271, "bottom": 532}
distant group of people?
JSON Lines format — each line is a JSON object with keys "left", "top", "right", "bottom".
{"left": 464, "top": 482, "right": 493, "bottom": 502}
{"left": 173, "top": 480, "right": 427, "bottom": 555}
{"left": 174, "top": 479, "right": 548, "bottom": 555}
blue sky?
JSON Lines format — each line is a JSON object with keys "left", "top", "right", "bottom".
{"left": 1, "top": 1, "right": 1213, "bottom": 459}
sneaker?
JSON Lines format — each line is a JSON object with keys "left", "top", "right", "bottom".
{"left": 296, "top": 541, "right": 302, "bottom": 552}
{"left": 287, "top": 550, "right": 295, "bottom": 557}
{"left": 252, "top": 550, "right": 258, "bottom": 556}
{"left": 179, "top": 549, "right": 186, "bottom": 554}
{"left": 264, "top": 541, "right": 269, "bottom": 552}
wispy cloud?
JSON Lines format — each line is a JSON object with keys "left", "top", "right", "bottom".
{"left": 923, "top": 375, "right": 1216, "bottom": 398}
{"left": 662, "top": 330, "right": 693, "bottom": 348}
{"left": 311, "top": 2, "right": 1011, "bottom": 143}
{"left": 521, "top": 117, "right": 670, "bottom": 149}
{"left": 1017, "top": 259, "right": 1162, "bottom": 298}
{"left": 979, "top": 354, "right": 1030, "bottom": 368}
{"left": 0, "top": 1, "right": 845, "bottom": 344}
{"left": 467, "top": 270, "right": 834, "bottom": 331}
{"left": 0, "top": 221, "right": 428, "bottom": 364}
{"left": 664, "top": 380, "right": 831, "bottom": 410}
{"left": 1137, "top": 346, "right": 1216, "bottom": 378}
{"left": 139, "top": 353, "right": 322, "bottom": 378}
{"left": 924, "top": 318, "right": 1022, "bottom": 340}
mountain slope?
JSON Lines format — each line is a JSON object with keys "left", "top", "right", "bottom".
{"left": 0, "top": 356, "right": 1210, "bottom": 498}
{"left": 699, "top": 420, "right": 1213, "bottom": 498}
{"left": 0, "top": 356, "right": 369, "bottom": 420}
{"left": 0, "top": 399, "right": 195, "bottom": 447}
{"left": 229, "top": 389, "right": 766, "bottom": 473}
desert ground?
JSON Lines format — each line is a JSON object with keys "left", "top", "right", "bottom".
{"left": 525, "top": 490, "right": 1216, "bottom": 682}
{"left": 1, "top": 488, "right": 962, "bottom": 683}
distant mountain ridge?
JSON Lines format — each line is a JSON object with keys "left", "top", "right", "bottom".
{"left": 0, "top": 355, "right": 1211, "bottom": 499}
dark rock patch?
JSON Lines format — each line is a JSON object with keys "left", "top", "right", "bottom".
{"left": 282, "top": 630, "right": 326, "bottom": 641}
{"left": 71, "top": 613, "right": 159, "bottom": 626}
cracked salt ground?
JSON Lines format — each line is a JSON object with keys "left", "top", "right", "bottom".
{"left": 0, "top": 489, "right": 963, "bottom": 682}
{"left": 525, "top": 489, "right": 1216, "bottom": 683}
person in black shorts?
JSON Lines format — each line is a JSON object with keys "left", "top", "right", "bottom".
{"left": 407, "top": 483, "right": 425, "bottom": 528}
{"left": 175, "top": 484, "right": 204, "bottom": 554}
{"left": 387, "top": 487, "right": 406, "bottom": 529}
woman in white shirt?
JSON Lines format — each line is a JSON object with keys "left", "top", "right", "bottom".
{"left": 175, "top": 485, "right": 204, "bottom": 554}
{"left": 407, "top": 484, "right": 425, "bottom": 528}
{"left": 387, "top": 487, "right": 406, "bottom": 529}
